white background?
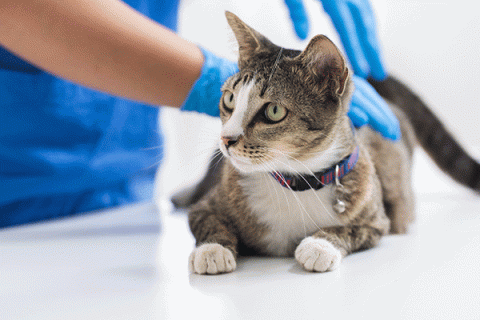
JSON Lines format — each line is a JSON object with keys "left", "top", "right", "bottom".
{"left": 156, "top": 0, "right": 480, "bottom": 202}
{"left": 2, "top": 2, "right": 480, "bottom": 319}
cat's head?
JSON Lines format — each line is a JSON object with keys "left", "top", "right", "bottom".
{"left": 219, "top": 12, "right": 354, "bottom": 174}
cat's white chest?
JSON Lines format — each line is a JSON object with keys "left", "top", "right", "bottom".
{"left": 240, "top": 174, "right": 344, "bottom": 256}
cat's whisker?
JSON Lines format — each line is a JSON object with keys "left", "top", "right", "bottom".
{"left": 141, "top": 158, "right": 165, "bottom": 172}
{"left": 260, "top": 160, "right": 285, "bottom": 222}
{"left": 140, "top": 145, "right": 165, "bottom": 152}
{"left": 264, "top": 153, "right": 337, "bottom": 224}
{"left": 262, "top": 157, "right": 307, "bottom": 237}
{"left": 263, "top": 155, "right": 319, "bottom": 236}
{"left": 137, "top": 144, "right": 167, "bottom": 172}
{"left": 266, "top": 148, "right": 322, "bottom": 183}
{"left": 211, "top": 149, "right": 225, "bottom": 168}
{"left": 174, "top": 146, "right": 220, "bottom": 167}
{"left": 266, "top": 148, "right": 339, "bottom": 221}
{"left": 138, "top": 145, "right": 167, "bottom": 171}
{"left": 204, "top": 149, "right": 226, "bottom": 175}
{"left": 254, "top": 134, "right": 336, "bottom": 156}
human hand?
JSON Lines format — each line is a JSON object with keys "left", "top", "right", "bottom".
{"left": 284, "top": 0, "right": 387, "bottom": 80}
{"left": 349, "top": 75, "right": 400, "bottom": 140}
{"left": 181, "top": 47, "right": 239, "bottom": 117}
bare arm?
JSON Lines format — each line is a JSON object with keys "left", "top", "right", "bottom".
{"left": 0, "top": 0, "right": 204, "bottom": 108}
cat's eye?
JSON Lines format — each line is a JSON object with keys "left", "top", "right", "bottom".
{"left": 264, "top": 103, "right": 287, "bottom": 123}
{"left": 223, "top": 91, "right": 235, "bottom": 112}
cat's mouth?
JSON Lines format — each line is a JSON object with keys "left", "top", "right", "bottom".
{"left": 228, "top": 155, "right": 254, "bottom": 171}
{"left": 219, "top": 140, "right": 268, "bottom": 173}
{"left": 219, "top": 138, "right": 329, "bottom": 175}
{"left": 219, "top": 143, "right": 250, "bottom": 171}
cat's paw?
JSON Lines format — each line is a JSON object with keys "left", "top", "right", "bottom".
{"left": 295, "top": 237, "right": 342, "bottom": 272}
{"left": 189, "top": 243, "right": 236, "bottom": 275}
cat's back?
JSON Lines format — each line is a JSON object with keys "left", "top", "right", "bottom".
{"left": 358, "top": 103, "right": 416, "bottom": 172}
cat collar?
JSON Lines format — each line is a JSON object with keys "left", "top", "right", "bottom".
{"left": 271, "top": 146, "right": 360, "bottom": 191}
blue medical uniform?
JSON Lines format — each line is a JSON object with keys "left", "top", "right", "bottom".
{"left": 0, "top": 0, "right": 179, "bottom": 228}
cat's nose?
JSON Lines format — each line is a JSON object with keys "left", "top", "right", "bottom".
{"left": 221, "top": 136, "right": 238, "bottom": 149}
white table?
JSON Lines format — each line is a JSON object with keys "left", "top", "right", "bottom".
{"left": 1, "top": 152, "right": 480, "bottom": 320}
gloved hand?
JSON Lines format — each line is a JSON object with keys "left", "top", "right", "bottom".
{"left": 284, "top": 0, "right": 397, "bottom": 139}
{"left": 284, "top": 0, "right": 387, "bottom": 80}
{"left": 181, "top": 47, "right": 239, "bottom": 117}
{"left": 349, "top": 75, "right": 400, "bottom": 140}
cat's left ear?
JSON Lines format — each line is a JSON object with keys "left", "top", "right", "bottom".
{"left": 225, "top": 11, "right": 276, "bottom": 69}
{"left": 296, "top": 35, "right": 349, "bottom": 96}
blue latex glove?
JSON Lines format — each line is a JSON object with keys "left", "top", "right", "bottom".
{"left": 284, "top": 0, "right": 387, "bottom": 80}
{"left": 349, "top": 75, "right": 400, "bottom": 140}
{"left": 181, "top": 47, "right": 239, "bottom": 117}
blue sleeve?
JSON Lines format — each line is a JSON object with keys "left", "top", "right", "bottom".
{"left": 0, "top": 0, "right": 180, "bottom": 228}
{"left": 0, "top": 46, "right": 41, "bottom": 74}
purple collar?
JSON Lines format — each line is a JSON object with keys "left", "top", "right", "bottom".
{"left": 271, "top": 146, "right": 360, "bottom": 191}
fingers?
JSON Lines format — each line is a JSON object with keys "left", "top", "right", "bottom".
{"left": 322, "top": 0, "right": 370, "bottom": 78}
{"left": 350, "top": 75, "right": 401, "bottom": 140}
{"left": 348, "top": 104, "right": 368, "bottom": 127}
{"left": 181, "top": 47, "right": 238, "bottom": 117}
{"left": 320, "top": 0, "right": 386, "bottom": 79}
{"left": 284, "top": 0, "right": 310, "bottom": 40}
{"left": 348, "top": 1, "right": 387, "bottom": 80}
{"left": 286, "top": 0, "right": 387, "bottom": 79}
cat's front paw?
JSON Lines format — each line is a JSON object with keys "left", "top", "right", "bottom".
{"left": 295, "top": 237, "right": 342, "bottom": 272}
{"left": 189, "top": 243, "right": 236, "bottom": 275}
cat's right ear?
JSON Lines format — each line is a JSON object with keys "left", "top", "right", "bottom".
{"left": 225, "top": 11, "right": 273, "bottom": 68}
{"left": 296, "top": 35, "right": 350, "bottom": 96}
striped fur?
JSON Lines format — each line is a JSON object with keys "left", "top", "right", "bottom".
{"left": 369, "top": 77, "right": 480, "bottom": 192}
{"left": 182, "top": 12, "right": 479, "bottom": 274}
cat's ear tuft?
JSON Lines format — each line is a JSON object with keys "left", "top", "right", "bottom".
{"left": 296, "top": 35, "right": 349, "bottom": 96}
{"left": 225, "top": 11, "right": 273, "bottom": 67}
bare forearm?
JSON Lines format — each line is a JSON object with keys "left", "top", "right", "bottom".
{"left": 0, "top": 0, "right": 203, "bottom": 107}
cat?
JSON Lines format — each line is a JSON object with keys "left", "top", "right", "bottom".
{"left": 183, "top": 11, "right": 480, "bottom": 274}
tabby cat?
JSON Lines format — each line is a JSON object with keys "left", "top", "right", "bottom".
{"left": 184, "top": 12, "right": 480, "bottom": 274}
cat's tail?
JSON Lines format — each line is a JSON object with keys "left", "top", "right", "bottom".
{"left": 369, "top": 76, "right": 480, "bottom": 192}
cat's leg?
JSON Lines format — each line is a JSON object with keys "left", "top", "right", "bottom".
{"left": 293, "top": 149, "right": 390, "bottom": 272}
{"left": 383, "top": 181, "right": 415, "bottom": 234}
{"left": 386, "top": 151, "right": 415, "bottom": 234}
{"left": 188, "top": 207, "right": 238, "bottom": 275}
{"left": 375, "top": 141, "right": 416, "bottom": 234}
{"left": 364, "top": 117, "right": 417, "bottom": 234}
{"left": 295, "top": 225, "right": 384, "bottom": 272}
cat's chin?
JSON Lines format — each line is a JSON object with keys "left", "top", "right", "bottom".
{"left": 223, "top": 150, "right": 320, "bottom": 175}
{"left": 220, "top": 145, "right": 332, "bottom": 175}
{"left": 227, "top": 154, "right": 313, "bottom": 175}
{"left": 227, "top": 156, "right": 268, "bottom": 174}
{"left": 219, "top": 144, "right": 267, "bottom": 174}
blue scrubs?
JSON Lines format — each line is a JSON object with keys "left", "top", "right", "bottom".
{"left": 0, "top": 0, "right": 179, "bottom": 228}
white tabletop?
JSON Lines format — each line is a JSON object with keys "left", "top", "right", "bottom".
{"left": 1, "top": 151, "right": 480, "bottom": 320}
